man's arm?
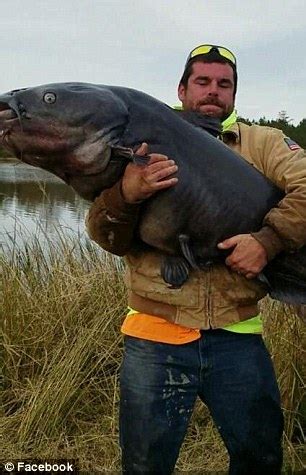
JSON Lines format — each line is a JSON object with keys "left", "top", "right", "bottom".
{"left": 219, "top": 130, "right": 306, "bottom": 278}
{"left": 86, "top": 143, "right": 178, "bottom": 255}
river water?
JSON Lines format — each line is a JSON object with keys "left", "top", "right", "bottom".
{"left": 0, "top": 159, "right": 91, "bottom": 253}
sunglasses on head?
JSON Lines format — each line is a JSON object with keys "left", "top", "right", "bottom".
{"left": 185, "top": 45, "right": 236, "bottom": 67}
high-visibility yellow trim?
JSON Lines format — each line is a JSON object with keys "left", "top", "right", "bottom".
{"left": 222, "top": 110, "right": 237, "bottom": 131}
{"left": 223, "top": 314, "right": 263, "bottom": 334}
{"left": 127, "top": 306, "right": 140, "bottom": 316}
{"left": 172, "top": 104, "right": 183, "bottom": 110}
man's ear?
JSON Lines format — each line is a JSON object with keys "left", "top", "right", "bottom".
{"left": 178, "top": 83, "right": 186, "bottom": 102}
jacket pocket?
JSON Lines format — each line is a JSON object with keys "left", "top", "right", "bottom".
{"left": 124, "top": 251, "right": 201, "bottom": 308}
{"left": 211, "top": 265, "right": 267, "bottom": 306}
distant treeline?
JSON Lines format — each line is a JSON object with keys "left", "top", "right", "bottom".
{"left": 0, "top": 113, "right": 305, "bottom": 158}
{"left": 238, "top": 113, "right": 306, "bottom": 149}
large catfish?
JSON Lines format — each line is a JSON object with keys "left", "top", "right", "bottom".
{"left": 0, "top": 82, "right": 305, "bottom": 303}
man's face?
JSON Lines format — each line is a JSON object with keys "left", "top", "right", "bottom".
{"left": 178, "top": 61, "right": 235, "bottom": 120}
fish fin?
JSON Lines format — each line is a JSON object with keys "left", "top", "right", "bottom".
{"left": 161, "top": 255, "right": 190, "bottom": 287}
{"left": 112, "top": 144, "right": 150, "bottom": 165}
{"left": 111, "top": 145, "right": 134, "bottom": 159}
{"left": 179, "top": 234, "right": 199, "bottom": 269}
{"left": 132, "top": 153, "right": 151, "bottom": 166}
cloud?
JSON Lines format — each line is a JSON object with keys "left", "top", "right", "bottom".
{"left": 0, "top": 0, "right": 305, "bottom": 122}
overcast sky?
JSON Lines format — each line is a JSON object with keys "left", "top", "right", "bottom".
{"left": 1, "top": 0, "right": 305, "bottom": 124}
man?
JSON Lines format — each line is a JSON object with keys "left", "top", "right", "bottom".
{"left": 86, "top": 45, "right": 306, "bottom": 474}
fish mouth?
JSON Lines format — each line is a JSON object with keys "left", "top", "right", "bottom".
{"left": 0, "top": 101, "right": 19, "bottom": 121}
{"left": 0, "top": 102, "right": 21, "bottom": 150}
{"left": 0, "top": 105, "right": 19, "bottom": 135}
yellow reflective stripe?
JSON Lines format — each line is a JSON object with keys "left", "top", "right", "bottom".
{"left": 221, "top": 110, "right": 237, "bottom": 131}
{"left": 223, "top": 314, "right": 263, "bottom": 334}
{"left": 127, "top": 306, "right": 139, "bottom": 316}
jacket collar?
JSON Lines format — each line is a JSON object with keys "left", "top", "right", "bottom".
{"left": 222, "top": 121, "right": 240, "bottom": 144}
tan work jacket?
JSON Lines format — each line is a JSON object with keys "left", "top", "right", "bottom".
{"left": 86, "top": 122, "right": 306, "bottom": 329}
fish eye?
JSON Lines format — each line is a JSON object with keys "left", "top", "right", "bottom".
{"left": 43, "top": 92, "right": 56, "bottom": 104}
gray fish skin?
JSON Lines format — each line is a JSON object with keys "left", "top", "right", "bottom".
{"left": 0, "top": 82, "right": 305, "bottom": 304}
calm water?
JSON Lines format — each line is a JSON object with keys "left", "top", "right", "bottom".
{"left": 0, "top": 159, "right": 91, "bottom": 252}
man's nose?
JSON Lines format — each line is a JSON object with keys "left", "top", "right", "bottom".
{"left": 207, "top": 81, "right": 219, "bottom": 96}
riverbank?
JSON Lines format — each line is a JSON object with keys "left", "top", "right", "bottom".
{"left": 0, "top": 156, "right": 19, "bottom": 162}
{"left": 1, "top": 235, "right": 305, "bottom": 472}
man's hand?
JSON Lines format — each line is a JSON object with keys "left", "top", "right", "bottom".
{"left": 218, "top": 234, "right": 268, "bottom": 279}
{"left": 122, "top": 143, "right": 178, "bottom": 203}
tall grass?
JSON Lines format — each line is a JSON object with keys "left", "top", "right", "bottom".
{"left": 1, "top": 235, "right": 305, "bottom": 472}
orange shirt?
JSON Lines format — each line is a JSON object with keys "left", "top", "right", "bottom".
{"left": 121, "top": 312, "right": 201, "bottom": 344}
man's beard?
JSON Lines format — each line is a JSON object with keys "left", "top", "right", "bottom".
{"left": 195, "top": 98, "right": 234, "bottom": 122}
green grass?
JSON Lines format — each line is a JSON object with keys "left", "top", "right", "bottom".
{"left": 1, "top": 236, "right": 305, "bottom": 472}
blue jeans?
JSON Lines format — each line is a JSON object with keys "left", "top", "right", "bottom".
{"left": 120, "top": 329, "right": 284, "bottom": 474}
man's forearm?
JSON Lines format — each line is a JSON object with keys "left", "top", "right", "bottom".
{"left": 86, "top": 180, "right": 141, "bottom": 256}
{"left": 251, "top": 226, "right": 287, "bottom": 260}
